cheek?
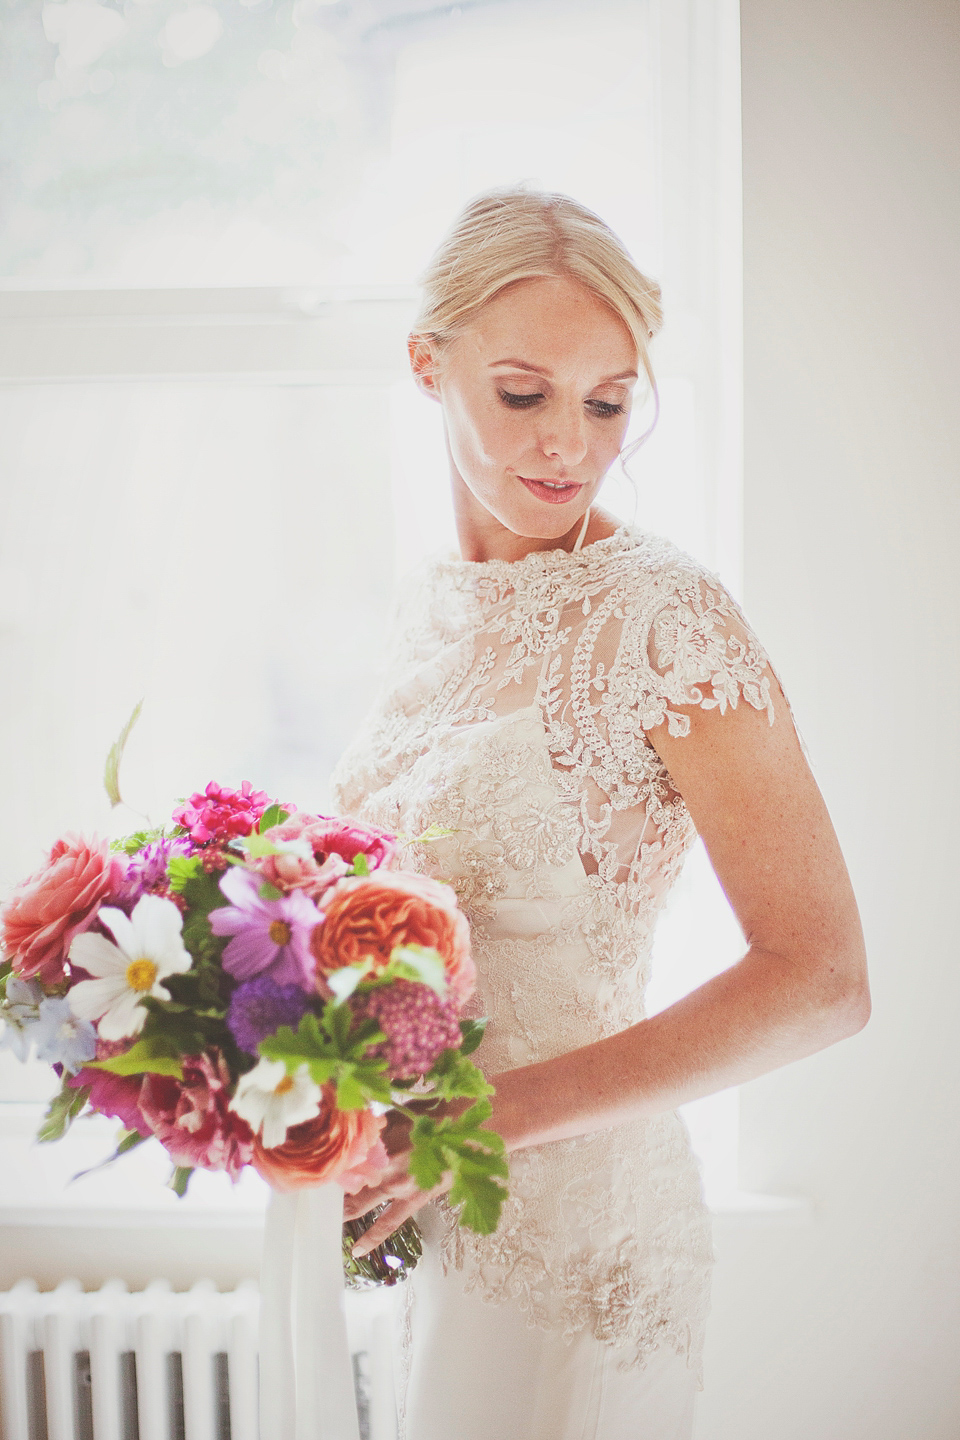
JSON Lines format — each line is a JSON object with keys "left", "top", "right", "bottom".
{"left": 446, "top": 393, "right": 522, "bottom": 472}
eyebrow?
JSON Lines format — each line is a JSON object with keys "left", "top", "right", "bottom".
{"left": 489, "top": 358, "right": 638, "bottom": 382}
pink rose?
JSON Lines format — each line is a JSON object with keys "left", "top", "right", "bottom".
{"left": 1, "top": 835, "right": 127, "bottom": 986}
{"left": 266, "top": 814, "right": 399, "bottom": 878}
{"left": 252, "top": 847, "right": 350, "bottom": 901}
{"left": 139, "top": 1051, "right": 255, "bottom": 1181}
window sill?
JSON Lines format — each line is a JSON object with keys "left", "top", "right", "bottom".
{"left": 0, "top": 1105, "right": 813, "bottom": 1231}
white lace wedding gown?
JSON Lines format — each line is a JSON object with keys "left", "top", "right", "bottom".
{"left": 330, "top": 525, "right": 776, "bottom": 1440}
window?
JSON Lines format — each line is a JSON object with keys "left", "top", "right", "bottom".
{"left": 0, "top": 0, "right": 744, "bottom": 1210}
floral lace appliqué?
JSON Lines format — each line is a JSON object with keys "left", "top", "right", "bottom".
{"left": 331, "top": 527, "right": 776, "bottom": 1377}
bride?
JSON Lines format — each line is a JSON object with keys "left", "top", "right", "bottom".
{"left": 332, "top": 187, "right": 870, "bottom": 1440}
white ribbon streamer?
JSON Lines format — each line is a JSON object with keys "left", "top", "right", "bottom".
{"left": 259, "top": 1185, "right": 361, "bottom": 1440}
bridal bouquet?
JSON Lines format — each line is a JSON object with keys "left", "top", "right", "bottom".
{"left": 0, "top": 772, "right": 507, "bottom": 1284}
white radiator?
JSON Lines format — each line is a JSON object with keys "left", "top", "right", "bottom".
{"left": 0, "top": 1279, "right": 398, "bottom": 1440}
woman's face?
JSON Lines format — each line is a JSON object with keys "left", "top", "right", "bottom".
{"left": 411, "top": 275, "right": 639, "bottom": 552}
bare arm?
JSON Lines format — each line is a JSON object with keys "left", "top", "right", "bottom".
{"left": 349, "top": 669, "right": 870, "bottom": 1251}
{"left": 491, "top": 673, "right": 869, "bottom": 1151}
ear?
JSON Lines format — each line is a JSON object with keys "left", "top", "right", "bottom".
{"left": 408, "top": 334, "right": 443, "bottom": 402}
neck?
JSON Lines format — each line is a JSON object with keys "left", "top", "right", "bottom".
{"left": 450, "top": 468, "right": 615, "bottom": 564}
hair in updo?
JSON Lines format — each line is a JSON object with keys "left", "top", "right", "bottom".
{"left": 412, "top": 186, "right": 663, "bottom": 452}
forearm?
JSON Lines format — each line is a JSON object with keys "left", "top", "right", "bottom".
{"left": 490, "top": 943, "right": 870, "bottom": 1152}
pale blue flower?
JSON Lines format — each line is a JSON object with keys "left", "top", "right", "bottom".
{"left": 0, "top": 976, "right": 44, "bottom": 1061}
{"left": 32, "top": 996, "right": 97, "bottom": 1073}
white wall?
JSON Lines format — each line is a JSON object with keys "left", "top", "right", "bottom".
{"left": 696, "top": 4, "right": 960, "bottom": 1437}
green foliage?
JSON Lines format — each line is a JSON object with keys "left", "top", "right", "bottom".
{"left": 258, "top": 881, "right": 283, "bottom": 901}
{"left": 72, "top": 1127, "right": 149, "bottom": 1182}
{"left": 111, "top": 828, "right": 166, "bottom": 857}
{"left": 378, "top": 944, "right": 447, "bottom": 997}
{"left": 240, "top": 832, "right": 283, "bottom": 860}
{"left": 167, "top": 854, "right": 203, "bottom": 892}
{"left": 86, "top": 1034, "right": 183, "bottom": 1078}
{"left": 169, "top": 1166, "right": 194, "bottom": 1198}
{"left": 38, "top": 1078, "right": 90, "bottom": 1143}
{"left": 0, "top": 958, "right": 13, "bottom": 1002}
{"left": 103, "top": 699, "right": 143, "bottom": 807}
{"left": 349, "top": 852, "right": 370, "bottom": 877}
{"left": 257, "top": 805, "right": 291, "bottom": 834}
{"left": 259, "top": 1007, "right": 393, "bottom": 1110}
{"left": 172, "top": 865, "right": 231, "bottom": 981}
{"left": 408, "top": 1099, "right": 508, "bottom": 1235}
{"left": 422, "top": 1049, "right": 493, "bottom": 1103}
{"left": 458, "top": 1017, "right": 489, "bottom": 1057}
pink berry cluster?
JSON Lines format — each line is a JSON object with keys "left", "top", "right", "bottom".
{"left": 172, "top": 782, "right": 287, "bottom": 845}
{"left": 353, "top": 979, "right": 463, "bottom": 1080}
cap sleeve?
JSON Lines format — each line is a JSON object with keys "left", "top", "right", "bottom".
{"left": 642, "top": 566, "right": 776, "bottom": 738}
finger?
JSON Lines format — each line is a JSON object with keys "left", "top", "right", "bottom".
{"left": 351, "top": 1198, "right": 419, "bottom": 1258}
{"left": 343, "top": 1173, "right": 420, "bottom": 1222}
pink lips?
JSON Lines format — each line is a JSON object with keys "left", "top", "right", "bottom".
{"left": 518, "top": 477, "right": 583, "bottom": 505}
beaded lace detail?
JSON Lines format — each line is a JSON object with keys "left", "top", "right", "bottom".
{"left": 331, "top": 526, "right": 775, "bottom": 1372}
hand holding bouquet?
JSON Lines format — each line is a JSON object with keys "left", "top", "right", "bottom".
{"left": 0, "top": 776, "right": 507, "bottom": 1281}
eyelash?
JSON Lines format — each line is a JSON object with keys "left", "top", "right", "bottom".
{"left": 497, "top": 389, "right": 626, "bottom": 419}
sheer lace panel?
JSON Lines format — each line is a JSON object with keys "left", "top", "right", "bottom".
{"left": 330, "top": 527, "right": 778, "bottom": 1373}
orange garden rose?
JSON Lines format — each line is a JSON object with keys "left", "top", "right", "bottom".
{"left": 1, "top": 834, "right": 126, "bottom": 985}
{"left": 310, "top": 871, "right": 476, "bottom": 1005}
{"left": 251, "top": 1088, "right": 389, "bottom": 1193}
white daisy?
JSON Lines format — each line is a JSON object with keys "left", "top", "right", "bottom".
{"left": 229, "top": 1057, "right": 322, "bottom": 1148}
{"left": 68, "top": 894, "right": 192, "bottom": 1041}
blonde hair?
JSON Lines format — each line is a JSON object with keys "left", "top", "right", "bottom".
{"left": 412, "top": 186, "right": 663, "bottom": 451}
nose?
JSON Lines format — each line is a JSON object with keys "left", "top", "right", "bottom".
{"left": 540, "top": 402, "right": 588, "bottom": 468}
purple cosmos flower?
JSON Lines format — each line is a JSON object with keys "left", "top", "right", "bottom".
{"left": 210, "top": 866, "right": 319, "bottom": 990}
{"left": 227, "top": 977, "right": 312, "bottom": 1054}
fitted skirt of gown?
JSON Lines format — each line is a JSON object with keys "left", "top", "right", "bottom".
{"left": 398, "top": 1209, "right": 699, "bottom": 1440}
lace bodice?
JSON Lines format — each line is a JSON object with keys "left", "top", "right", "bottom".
{"left": 331, "top": 526, "right": 776, "bottom": 1371}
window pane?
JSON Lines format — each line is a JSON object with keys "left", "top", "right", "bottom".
{"left": 1, "top": 0, "right": 657, "bottom": 286}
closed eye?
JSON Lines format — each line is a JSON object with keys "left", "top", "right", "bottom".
{"left": 587, "top": 399, "right": 626, "bottom": 418}
{"left": 498, "top": 390, "right": 627, "bottom": 418}
{"left": 498, "top": 389, "right": 544, "bottom": 408}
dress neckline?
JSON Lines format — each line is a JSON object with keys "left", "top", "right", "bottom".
{"left": 433, "top": 522, "right": 636, "bottom": 584}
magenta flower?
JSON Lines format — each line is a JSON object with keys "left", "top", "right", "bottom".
{"left": 172, "top": 781, "right": 289, "bottom": 846}
{"left": 68, "top": 1064, "right": 152, "bottom": 1136}
{"left": 209, "top": 866, "right": 319, "bottom": 990}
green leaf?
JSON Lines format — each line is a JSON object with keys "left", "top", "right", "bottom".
{"left": 111, "top": 828, "right": 165, "bottom": 857}
{"left": 258, "top": 1010, "right": 392, "bottom": 1109}
{"left": 169, "top": 1166, "right": 193, "bottom": 1197}
{"left": 384, "top": 944, "right": 448, "bottom": 997}
{"left": 103, "top": 699, "right": 143, "bottom": 808}
{"left": 408, "top": 1099, "right": 508, "bottom": 1235}
{"left": 259, "top": 881, "right": 283, "bottom": 901}
{"left": 38, "top": 1079, "right": 90, "bottom": 1143}
{"left": 449, "top": 1161, "right": 511, "bottom": 1235}
{"left": 350, "top": 852, "right": 370, "bottom": 877}
{"left": 167, "top": 854, "right": 203, "bottom": 893}
{"left": 86, "top": 1035, "right": 184, "bottom": 1078}
{"left": 458, "top": 1017, "right": 489, "bottom": 1057}
{"left": 71, "top": 1127, "right": 149, "bottom": 1182}
{"left": 257, "top": 805, "right": 292, "bottom": 834}
{"left": 423, "top": 1049, "right": 493, "bottom": 1102}
{"left": 0, "top": 959, "right": 13, "bottom": 1003}
{"left": 240, "top": 832, "right": 283, "bottom": 860}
